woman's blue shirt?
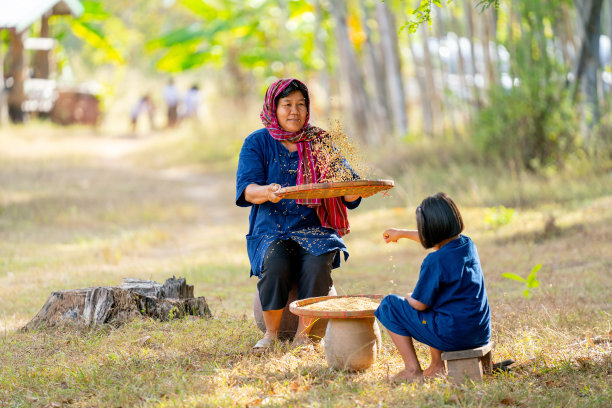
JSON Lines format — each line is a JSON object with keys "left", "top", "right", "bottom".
{"left": 235, "top": 128, "right": 361, "bottom": 277}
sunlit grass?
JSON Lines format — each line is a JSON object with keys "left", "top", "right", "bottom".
{"left": 1, "top": 316, "right": 609, "bottom": 407}
{"left": 0, "top": 125, "right": 610, "bottom": 407}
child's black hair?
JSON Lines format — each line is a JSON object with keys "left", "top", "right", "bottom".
{"left": 416, "top": 192, "right": 464, "bottom": 249}
{"left": 274, "top": 80, "right": 309, "bottom": 112}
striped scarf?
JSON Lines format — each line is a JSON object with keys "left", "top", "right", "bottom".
{"left": 260, "top": 78, "right": 350, "bottom": 236}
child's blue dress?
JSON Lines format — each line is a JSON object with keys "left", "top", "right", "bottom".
{"left": 375, "top": 235, "right": 491, "bottom": 351}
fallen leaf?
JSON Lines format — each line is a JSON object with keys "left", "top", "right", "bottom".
{"left": 248, "top": 398, "right": 263, "bottom": 406}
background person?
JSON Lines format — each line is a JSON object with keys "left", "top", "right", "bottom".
{"left": 129, "top": 94, "right": 155, "bottom": 134}
{"left": 182, "top": 84, "right": 200, "bottom": 120}
{"left": 235, "top": 78, "right": 362, "bottom": 352}
{"left": 162, "top": 78, "right": 179, "bottom": 128}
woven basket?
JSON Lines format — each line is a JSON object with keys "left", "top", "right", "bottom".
{"left": 276, "top": 180, "right": 394, "bottom": 200}
{"left": 289, "top": 294, "right": 383, "bottom": 319}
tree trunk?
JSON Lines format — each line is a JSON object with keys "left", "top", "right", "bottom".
{"left": 33, "top": 13, "right": 52, "bottom": 79}
{"left": 481, "top": 7, "right": 496, "bottom": 92}
{"left": 328, "top": 0, "right": 373, "bottom": 144}
{"left": 406, "top": 31, "right": 433, "bottom": 137}
{"left": 315, "top": 0, "right": 332, "bottom": 115}
{"left": 8, "top": 29, "right": 26, "bottom": 123}
{"left": 554, "top": 4, "right": 573, "bottom": 68}
{"left": 572, "top": 0, "right": 603, "bottom": 125}
{"left": 609, "top": 0, "right": 612, "bottom": 40}
{"left": 376, "top": 1, "right": 408, "bottom": 139}
{"left": 0, "top": 37, "right": 6, "bottom": 125}
{"left": 420, "top": 24, "right": 440, "bottom": 136}
{"left": 463, "top": 0, "right": 481, "bottom": 107}
{"left": 450, "top": 9, "right": 471, "bottom": 128}
{"left": 434, "top": 7, "right": 454, "bottom": 138}
{"left": 487, "top": 5, "right": 499, "bottom": 84}
{"left": 359, "top": 0, "right": 389, "bottom": 143}
{"left": 23, "top": 277, "right": 212, "bottom": 331}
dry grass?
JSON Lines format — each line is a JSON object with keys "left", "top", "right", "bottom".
{"left": 0, "top": 124, "right": 610, "bottom": 407}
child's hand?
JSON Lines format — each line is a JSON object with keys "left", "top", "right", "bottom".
{"left": 383, "top": 228, "right": 402, "bottom": 243}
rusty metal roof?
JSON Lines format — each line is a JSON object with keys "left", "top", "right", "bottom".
{"left": 0, "top": 0, "right": 84, "bottom": 33}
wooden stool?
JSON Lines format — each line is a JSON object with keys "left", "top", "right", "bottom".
{"left": 253, "top": 284, "right": 336, "bottom": 340}
{"left": 441, "top": 342, "right": 494, "bottom": 383}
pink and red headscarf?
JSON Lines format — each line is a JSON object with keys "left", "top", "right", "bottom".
{"left": 261, "top": 78, "right": 350, "bottom": 236}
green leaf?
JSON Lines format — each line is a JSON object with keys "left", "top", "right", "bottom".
{"left": 70, "top": 20, "right": 123, "bottom": 63}
{"left": 526, "top": 264, "right": 542, "bottom": 287}
{"left": 288, "top": 0, "right": 315, "bottom": 17}
{"left": 146, "top": 25, "right": 208, "bottom": 50}
{"left": 527, "top": 280, "right": 540, "bottom": 288}
{"left": 501, "top": 273, "right": 526, "bottom": 282}
{"left": 530, "top": 264, "right": 542, "bottom": 275}
{"left": 179, "top": 0, "right": 219, "bottom": 18}
{"left": 523, "top": 289, "right": 531, "bottom": 298}
{"left": 155, "top": 45, "right": 215, "bottom": 72}
{"left": 81, "top": 1, "right": 111, "bottom": 18}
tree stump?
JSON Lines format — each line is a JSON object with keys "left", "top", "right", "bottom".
{"left": 23, "top": 277, "right": 211, "bottom": 331}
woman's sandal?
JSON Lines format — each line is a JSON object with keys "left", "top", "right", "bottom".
{"left": 252, "top": 336, "right": 276, "bottom": 353}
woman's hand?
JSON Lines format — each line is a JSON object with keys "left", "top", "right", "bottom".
{"left": 244, "top": 183, "right": 282, "bottom": 204}
{"left": 266, "top": 183, "right": 282, "bottom": 203}
{"left": 343, "top": 195, "right": 361, "bottom": 202}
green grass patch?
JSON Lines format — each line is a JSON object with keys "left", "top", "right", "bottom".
{"left": 0, "top": 125, "right": 610, "bottom": 407}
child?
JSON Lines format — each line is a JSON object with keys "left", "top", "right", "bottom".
{"left": 375, "top": 192, "right": 491, "bottom": 382}
{"left": 130, "top": 94, "right": 155, "bottom": 134}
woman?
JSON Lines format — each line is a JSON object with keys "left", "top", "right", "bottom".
{"left": 236, "top": 78, "right": 361, "bottom": 351}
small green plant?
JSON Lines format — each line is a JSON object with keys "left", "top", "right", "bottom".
{"left": 168, "top": 306, "right": 179, "bottom": 320}
{"left": 485, "top": 205, "right": 515, "bottom": 229}
{"left": 502, "top": 264, "right": 541, "bottom": 298}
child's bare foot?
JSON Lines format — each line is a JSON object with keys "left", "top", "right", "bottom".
{"left": 392, "top": 368, "right": 424, "bottom": 383}
{"left": 423, "top": 362, "right": 446, "bottom": 378}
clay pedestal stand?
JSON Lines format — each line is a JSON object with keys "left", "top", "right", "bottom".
{"left": 290, "top": 295, "right": 382, "bottom": 371}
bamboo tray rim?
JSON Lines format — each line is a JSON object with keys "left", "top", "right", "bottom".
{"left": 276, "top": 179, "right": 394, "bottom": 200}
{"left": 289, "top": 294, "right": 383, "bottom": 318}
{"left": 277, "top": 179, "right": 394, "bottom": 194}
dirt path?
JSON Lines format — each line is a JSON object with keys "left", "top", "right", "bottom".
{"left": 0, "top": 127, "right": 249, "bottom": 329}
{"left": 2, "top": 127, "right": 241, "bottom": 236}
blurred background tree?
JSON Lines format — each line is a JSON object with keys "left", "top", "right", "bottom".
{"left": 2, "top": 0, "right": 611, "bottom": 175}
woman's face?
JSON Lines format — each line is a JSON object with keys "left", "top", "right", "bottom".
{"left": 275, "top": 90, "right": 307, "bottom": 133}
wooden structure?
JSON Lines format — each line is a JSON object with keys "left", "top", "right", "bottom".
{"left": 0, "top": 0, "right": 83, "bottom": 123}
{"left": 441, "top": 342, "right": 494, "bottom": 383}
{"left": 253, "top": 284, "right": 336, "bottom": 340}
{"left": 23, "top": 277, "right": 212, "bottom": 331}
